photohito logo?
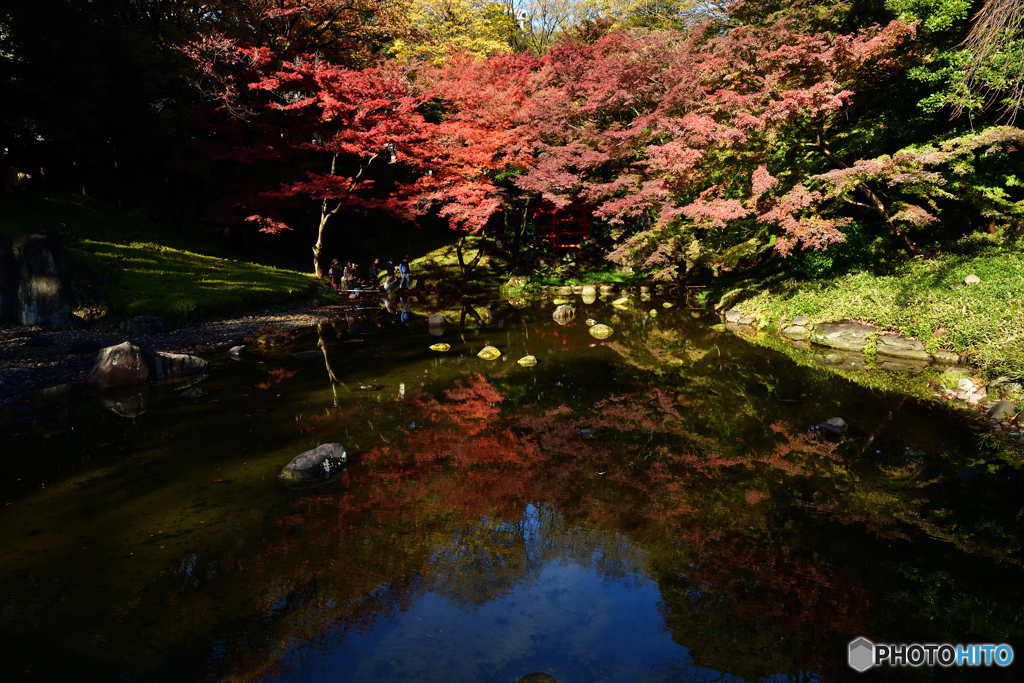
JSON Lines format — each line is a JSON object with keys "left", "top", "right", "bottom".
{"left": 848, "top": 638, "right": 1014, "bottom": 671}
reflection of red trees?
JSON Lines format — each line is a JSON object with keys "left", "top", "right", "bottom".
{"left": 255, "top": 367, "right": 299, "bottom": 390}
{"left": 259, "top": 375, "right": 876, "bottom": 681}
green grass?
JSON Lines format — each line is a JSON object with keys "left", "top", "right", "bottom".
{"left": 718, "top": 248, "right": 1024, "bottom": 377}
{"left": 1, "top": 193, "right": 318, "bottom": 323}
{"left": 409, "top": 236, "right": 512, "bottom": 285}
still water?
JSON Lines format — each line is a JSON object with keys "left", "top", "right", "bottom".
{"left": 2, "top": 293, "right": 1022, "bottom": 682}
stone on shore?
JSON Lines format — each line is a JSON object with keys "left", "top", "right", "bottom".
{"left": 428, "top": 313, "right": 448, "bottom": 327}
{"left": 876, "top": 334, "right": 932, "bottom": 361}
{"left": 810, "top": 321, "right": 875, "bottom": 351}
{"left": 987, "top": 400, "right": 1015, "bottom": 421}
{"left": 279, "top": 443, "right": 347, "bottom": 484}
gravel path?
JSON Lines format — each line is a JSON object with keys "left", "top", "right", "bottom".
{"left": 0, "top": 301, "right": 362, "bottom": 410}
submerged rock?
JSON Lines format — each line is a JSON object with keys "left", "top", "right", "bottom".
{"left": 477, "top": 346, "right": 501, "bottom": 360}
{"left": 585, "top": 318, "right": 596, "bottom": 326}
{"left": 819, "top": 417, "right": 847, "bottom": 434}
{"left": 179, "top": 387, "right": 206, "bottom": 399}
{"left": 588, "top": 324, "right": 613, "bottom": 340}
{"left": 279, "top": 443, "right": 347, "bottom": 485}
{"left": 294, "top": 350, "right": 322, "bottom": 361}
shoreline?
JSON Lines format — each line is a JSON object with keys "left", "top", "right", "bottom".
{"left": 0, "top": 300, "right": 366, "bottom": 410}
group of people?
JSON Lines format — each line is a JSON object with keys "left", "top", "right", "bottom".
{"left": 328, "top": 256, "right": 412, "bottom": 294}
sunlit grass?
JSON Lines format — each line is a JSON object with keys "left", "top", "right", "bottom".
{"left": 731, "top": 251, "right": 1024, "bottom": 376}
{"left": 0, "top": 193, "right": 318, "bottom": 322}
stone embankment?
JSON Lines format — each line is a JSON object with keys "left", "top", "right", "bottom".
{"left": 721, "top": 309, "right": 1023, "bottom": 441}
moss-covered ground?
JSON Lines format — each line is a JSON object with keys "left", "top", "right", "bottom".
{"left": 710, "top": 237, "right": 1024, "bottom": 377}
{"left": 0, "top": 193, "right": 319, "bottom": 323}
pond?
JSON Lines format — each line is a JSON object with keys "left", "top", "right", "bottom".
{"left": 2, "top": 292, "right": 1023, "bottom": 682}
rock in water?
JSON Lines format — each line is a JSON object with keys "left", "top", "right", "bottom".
{"left": 430, "top": 343, "right": 451, "bottom": 352}
{"left": 228, "top": 345, "right": 247, "bottom": 360}
{"left": 428, "top": 313, "right": 448, "bottom": 326}
{"left": 819, "top": 417, "right": 847, "bottom": 434}
{"left": 612, "top": 297, "right": 629, "bottom": 308}
{"left": 12, "top": 232, "right": 72, "bottom": 326}
{"left": 585, "top": 319, "right": 596, "bottom": 326}
{"left": 279, "top": 443, "right": 347, "bottom": 484}
{"left": 147, "top": 351, "right": 209, "bottom": 381}
{"left": 85, "top": 342, "right": 209, "bottom": 388}
{"left": 589, "top": 324, "right": 613, "bottom": 339}
{"left": 85, "top": 342, "right": 150, "bottom": 389}
{"left": 552, "top": 298, "right": 572, "bottom": 305}
{"left": 552, "top": 304, "right": 575, "bottom": 323}
{"left": 179, "top": 387, "right": 206, "bottom": 398}
{"left": 257, "top": 333, "right": 288, "bottom": 346}
{"left": 517, "top": 355, "right": 537, "bottom": 366}
{"left": 663, "top": 302, "right": 674, "bottom": 308}
{"left": 478, "top": 346, "right": 501, "bottom": 360}
{"left": 668, "top": 358, "right": 684, "bottom": 367}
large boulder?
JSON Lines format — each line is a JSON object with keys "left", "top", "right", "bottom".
{"left": 0, "top": 233, "right": 17, "bottom": 322}
{"left": 12, "top": 232, "right": 71, "bottom": 326}
{"left": 85, "top": 341, "right": 209, "bottom": 388}
{"left": 810, "top": 321, "right": 875, "bottom": 352}
{"left": 85, "top": 342, "right": 150, "bottom": 389}
{"left": 279, "top": 443, "right": 347, "bottom": 485}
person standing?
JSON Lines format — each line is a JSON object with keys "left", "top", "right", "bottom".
{"left": 398, "top": 256, "right": 411, "bottom": 289}
{"left": 385, "top": 259, "right": 396, "bottom": 281}
{"left": 368, "top": 258, "right": 380, "bottom": 287}
{"left": 328, "top": 259, "right": 343, "bottom": 293}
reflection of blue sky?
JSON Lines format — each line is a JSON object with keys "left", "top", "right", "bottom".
{"left": 270, "top": 508, "right": 787, "bottom": 683}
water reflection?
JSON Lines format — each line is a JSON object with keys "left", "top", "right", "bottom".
{"left": 2, "top": 294, "right": 1023, "bottom": 682}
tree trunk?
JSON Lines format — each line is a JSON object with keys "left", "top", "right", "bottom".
{"left": 312, "top": 155, "right": 341, "bottom": 277}
{"left": 815, "top": 136, "right": 919, "bottom": 257}
{"left": 455, "top": 236, "right": 487, "bottom": 281}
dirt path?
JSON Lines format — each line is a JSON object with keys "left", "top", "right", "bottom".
{"left": 0, "top": 301, "right": 364, "bottom": 410}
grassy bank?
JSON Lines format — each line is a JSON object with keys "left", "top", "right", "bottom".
{"left": 713, "top": 240, "right": 1024, "bottom": 377}
{"left": 0, "top": 194, "right": 318, "bottom": 323}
